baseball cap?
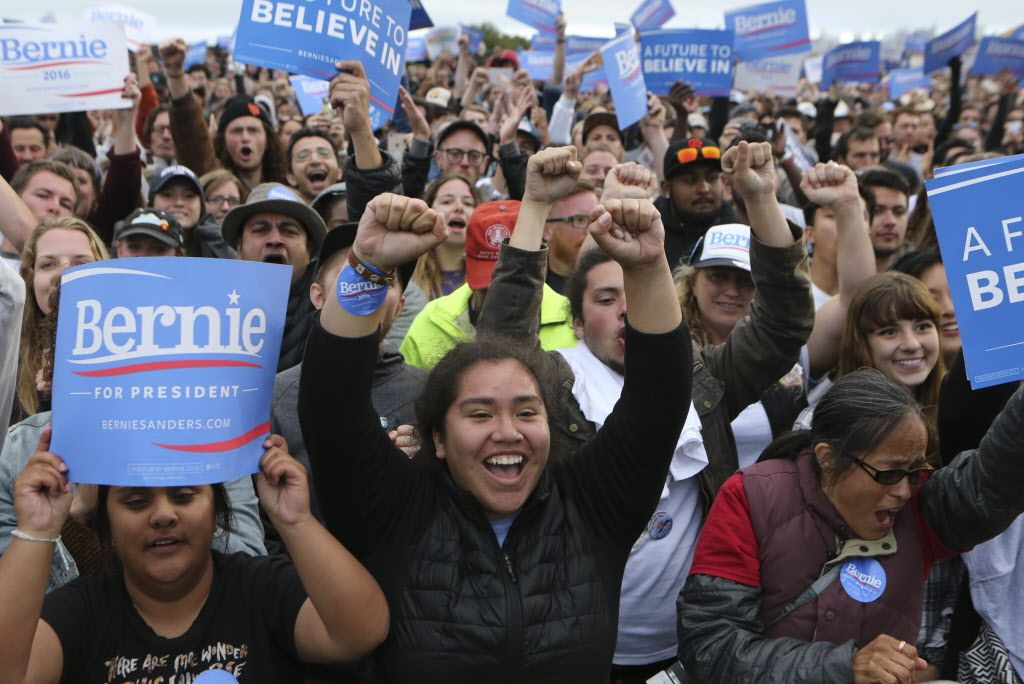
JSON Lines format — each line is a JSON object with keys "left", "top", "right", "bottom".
{"left": 148, "top": 164, "right": 203, "bottom": 203}
{"left": 425, "top": 86, "right": 454, "bottom": 110}
{"left": 516, "top": 118, "right": 542, "bottom": 151}
{"left": 114, "top": 208, "right": 184, "bottom": 248}
{"left": 664, "top": 138, "right": 722, "bottom": 179}
{"left": 218, "top": 94, "right": 273, "bottom": 135}
{"left": 688, "top": 224, "right": 751, "bottom": 271}
{"left": 311, "top": 182, "right": 347, "bottom": 218}
{"left": 465, "top": 200, "right": 519, "bottom": 290}
{"left": 834, "top": 100, "right": 852, "bottom": 119}
{"left": 582, "top": 111, "right": 621, "bottom": 146}
{"left": 436, "top": 119, "right": 491, "bottom": 153}
{"left": 796, "top": 101, "right": 817, "bottom": 119}
{"left": 687, "top": 112, "right": 709, "bottom": 130}
{"left": 221, "top": 183, "right": 327, "bottom": 254}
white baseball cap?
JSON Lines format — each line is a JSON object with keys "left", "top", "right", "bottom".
{"left": 690, "top": 224, "right": 751, "bottom": 271}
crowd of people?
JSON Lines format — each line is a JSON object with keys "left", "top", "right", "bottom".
{"left": 0, "top": 14, "right": 1023, "bottom": 684}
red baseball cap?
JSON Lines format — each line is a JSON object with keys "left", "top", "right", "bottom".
{"left": 465, "top": 200, "right": 520, "bottom": 290}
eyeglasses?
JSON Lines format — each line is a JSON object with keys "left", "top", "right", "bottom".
{"left": 545, "top": 214, "right": 590, "bottom": 229}
{"left": 294, "top": 147, "right": 334, "bottom": 162}
{"left": 152, "top": 124, "right": 171, "bottom": 135}
{"left": 208, "top": 195, "right": 240, "bottom": 207}
{"left": 851, "top": 455, "right": 934, "bottom": 486}
{"left": 676, "top": 145, "right": 721, "bottom": 164}
{"left": 440, "top": 147, "right": 487, "bottom": 166}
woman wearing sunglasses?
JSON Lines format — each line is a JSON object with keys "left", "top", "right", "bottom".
{"left": 676, "top": 367, "right": 1024, "bottom": 683}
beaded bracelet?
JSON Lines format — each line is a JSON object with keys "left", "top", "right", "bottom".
{"left": 12, "top": 528, "right": 61, "bottom": 544}
{"left": 347, "top": 250, "right": 395, "bottom": 285}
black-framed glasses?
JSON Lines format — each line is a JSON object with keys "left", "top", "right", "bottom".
{"left": 545, "top": 214, "right": 589, "bottom": 230}
{"left": 851, "top": 455, "right": 933, "bottom": 486}
{"left": 440, "top": 147, "right": 486, "bottom": 166}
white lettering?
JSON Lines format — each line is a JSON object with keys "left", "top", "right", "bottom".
{"left": 968, "top": 270, "right": 1004, "bottom": 310}
{"left": 963, "top": 226, "right": 992, "bottom": 261}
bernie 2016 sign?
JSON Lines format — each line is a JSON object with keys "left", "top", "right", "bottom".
{"left": 51, "top": 258, "right": 290, "bottom": 486}
{"left": 232, "top": 0, "right": 412, "bottom": 129}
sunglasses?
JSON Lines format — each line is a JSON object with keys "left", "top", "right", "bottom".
{"left": 676, "top": 145, "right": 721, "bottom": 164}
{"left": 851, "top": 455, "right": 934, "bottom": 486}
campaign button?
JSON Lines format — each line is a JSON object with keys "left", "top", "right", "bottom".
{"left": 839, "top": 557, "right": 887, "bottom": 603}
{"left": 646, "top": 511, "right": 673, "bottom": 540}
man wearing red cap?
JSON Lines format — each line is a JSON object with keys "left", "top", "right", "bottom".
{"left": 399, "top": 200, "right": 576, "bottom": 369}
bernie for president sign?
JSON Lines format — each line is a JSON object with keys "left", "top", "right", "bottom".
{"left": 51, "top": 258, "right": 290, "bottom": 486}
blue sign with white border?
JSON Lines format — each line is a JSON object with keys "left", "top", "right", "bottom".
{"left": 630, "top": 0, "right": 676, "bottom": 32}
{"left": 289, "top": 74, "right": 329, "bottom": 116}
{"left": 821, "top": 41, "right": 880, "bottom": 89}
{"left": 232, "top": 0, "right": 411, "bottom": 130}
{"left": 971, "top": 36, "right": 1024, "bottom": 79}
{"left": 506, "top": 0, "right": 561, "bottom": 34}
{"left": 640, "top": 29, "right": 735, "bottom": 96}
{"left": 924, "top": 12, "right": 976, "bottom": 74}
{"left": 184, "top": 41, "right": 208, "bottom": 70}
{"left": 51, "top": 258, "right": 290, "bottom": 485}
{"left": 601, "top": 33, "right": 648, "bottom": 130}
{"left": 724, "top": 0, "right": 810, "bottom": 61}
{"left": 888, "top": 67, "right": 930, "bottom": 99}
{"left": 926, "top": 155, "right": 1024, "bottom": 389}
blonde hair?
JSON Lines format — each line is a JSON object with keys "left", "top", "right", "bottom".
{"left": 18, "top": 218, "right": 109, "bottom": 415}
{"left": 674, "top": 264, "right": 711, "bottom": 346}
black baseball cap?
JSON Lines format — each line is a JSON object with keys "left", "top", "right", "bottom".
{"left": 148, "top": 164, "right": 203, "bottom": 202}
{"left": 114, "top": 208, "right": 184, "bottom": 248}
{"left": 664, "top": 138, "right": 722, "bottom": 179}
{"left": 436, "top": 119, "right": 491, "bottom": 156}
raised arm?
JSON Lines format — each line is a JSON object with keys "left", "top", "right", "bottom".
{"left": 91, "top": 75, "right": 144, "bottom": 244}
{"left": 161, "top": 38, "right": 218, "bottom": 176}
{"left": 257, "top": 435, "right": 388, "bottom": 664}
{"left": 802, "top": 162, "right": 875, "bottom": 377}
{"left": 0, "top": 429, "right": 67, "bottom": 684}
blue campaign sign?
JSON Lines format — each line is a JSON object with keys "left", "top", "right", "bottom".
{"left": 409, "top": 0, "right": 433, "bottom": 30}
{"left": 888, "top": 67, "right": 930, "bottom": 99}
{"left": 51, "top": 258, "right": 291, "bottom": 485}
{"left": 532, "top": 34, "right": 605, "bottom": 54}
{"left": 724, "top": 0, "right": 810, "bottom": 61}
{"left": 506, "top": 0, "right": 561, "bottom": 34}
{"left": 924, "top": 12, "right": 976, "bottom": 74}
{"left": 184, "top": 41, "right": 208, "bottom": 70}
{"left": 289, "top": 75, "right": 329, "bottom": 116}
{"left": 615, "top": 22, "right": 632, "bottom": 36}
{"left": 926, "top": 155, "right": 1024, "bottom": 389}
{"left": 601, "top": 33, "right": 647, "bottom": 130}
{"left": 630, "top": 0, "right": 675, "bottom": 32}
{"left": 820, "top": 41, "right": 880, "bottom": 89}
{"left": 459, "top": 24, "right": 483, "bottom": 54}
{"left": 520, "top": 49, "right": 606, "bottom": 90}
{"left": 406, "top": 34, "right": 427, "bottom": 62}
{"left": 972, "top": 37, "right": 1024, "bottom": 79}
{"left": 232, "top": 0, "right": 411, "bottom": 129}
{"left": 1015, "top": 25, "right": 1024, "bottom": 42}
{"left": 640, "top": 29, "right": 735, "bottom": 96}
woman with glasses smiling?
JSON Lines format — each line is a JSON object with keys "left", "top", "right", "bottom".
{"left": 674, "top": 367, "right": 1024, "bottom": 684}
{"left": 199, "top": 170, "right": 243, "bottom": 226}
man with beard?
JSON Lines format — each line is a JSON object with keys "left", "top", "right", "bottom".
{"left": 222, "top": 183, "right": 327, "bottom": 370}
{"left": 285, "top": 130, "right": 341, "bottom": 203}
{"left": 656, "top": 138, "right": 738, "bottom": 268}
{"left": 543, "top": 180, "right": 599, "bottom": 294}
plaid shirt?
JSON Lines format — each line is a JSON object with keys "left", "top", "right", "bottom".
{"left": 918, "top": 555, "right": 966, "bottom": 665}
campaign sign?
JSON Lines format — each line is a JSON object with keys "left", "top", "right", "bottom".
{"left": 820, "top": 41, "right": 880, "bottom": 90}
{"left": 520, "top": 50, "right": 606, "bottom": 90}
{"left": 924, "top": 12, "right": 976, "bottom": 74}
{"left": 506, "top": 0, "right": 561, "bottom": 35}
{"left": 184, "top": 41, "right": 208, "bottom": 70}
{"left": 425, "top": 26, "right": 458, "bottom": 59}
{"left": 972, "top": 37, "right": 1024, "bottom": 79}
{"left": 734, "top": 52, "right": 804, "bottom": 95}
{"left": 289, "top": 74, "right": 329, "bottom": 116}
{"left": 630, "top": 0, "right": 675, "bottom": 32}
{"left": 51, "top": 258, "right": 290, "bottom": 486}
{"left": 0, "top": 23, "right": 131, "bottom": 117}
{"left": 232, "top": 0, "right": 411, "bottom": 130}
{"left": 615, "top": 22, "right": 632, "bottom": 37}
{"left": 409, "top": 0, "right": 433, "bottom": 30}
{"left": 724, "top": 0, "right": 810, "bottom": 61}
{"left": 640, "top": 29, "right": 735, "bottom": 96}
{"left": 1015, "top": 25, "right": 1024, "bottom": 43}
{"left": 926, "top": 155, "right": 1024, "bottom": 389}
{"left": 83, "top": 3, "right": 156, "bottom": 52}
{"left": 601, "top": 33, "right": 647, "bottom": 130}
{"left": 888, "top": 67, "right": 930, "bottom": 99}
{"left": 406, "top": 34, "right": 427, "bottom": 62}
{"left": 460, "top": 24, "right": 483, "bottom": 54}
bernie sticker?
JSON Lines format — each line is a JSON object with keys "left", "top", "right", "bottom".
{"left": 336, "top": 263, "right": 388, "bottom": 316}
{"left": 647, "top": 511, "right": 673, "bottom": 540}
{"left": 194, "top": 670, "right": 238, "bottom": 683}
{"left": 839, "top": 557, "right": 887, "bottom": 603}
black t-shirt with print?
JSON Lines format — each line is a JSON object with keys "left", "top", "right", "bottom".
{"left": 41, "top": 551, "right": 308, "bottom": 683}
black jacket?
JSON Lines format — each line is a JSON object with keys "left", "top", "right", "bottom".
{"left": 185, "top": 214, "right": 236, "bottom": 259}
{"left": 277, "top": 265, "right": 316, "bottom": 372}
{"left": 655, "top": 195, "right": 739, "bottom": 270}
{"left": 299, "top": 320, "right": 692, "bottom": 683}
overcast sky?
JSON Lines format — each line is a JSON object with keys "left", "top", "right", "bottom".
{"left": 5, "top": 1, "right": 1022, "bottom": 45}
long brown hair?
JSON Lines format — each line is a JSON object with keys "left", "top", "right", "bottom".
{"left": 18, "top": 218, "right": 109, "bottom": 415}
{"left": 412, "top": 174, "right": 477, "bottom": 299}
{"left": 212, "top": 117, "right": 286, "bottom": 193}
{"left": 836, "top": 272, "right": 945, "bottom": 453}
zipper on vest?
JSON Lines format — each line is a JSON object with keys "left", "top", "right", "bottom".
{"left": 502, "top": 552, "right": 522, "bottom": 671}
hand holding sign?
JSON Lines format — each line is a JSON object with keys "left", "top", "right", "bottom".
{"left": 588, "top": 199, "right": 665, "bottom": 269}
{"left": 852, "top": 634, "right": 927, "bottom": 684}
{"left": 13, "top": 429, "right": 72, "bottom": 541}
{"left": 523, "top": 146, "right": 582, "bottom": 206}
{"left": 723, "top": 140, "right": 778, "bottom": 200}
{"left": 330, "top": 61, "right": 372, "bottom": 134}
{"left": 257, "top": 434, "right": 312, "bottom": 529}
{"left": 354, "top": 194, "right": 446, "bottom": 271}
{"left": 800, "top": 162, "right": 859, "bottom": 209}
